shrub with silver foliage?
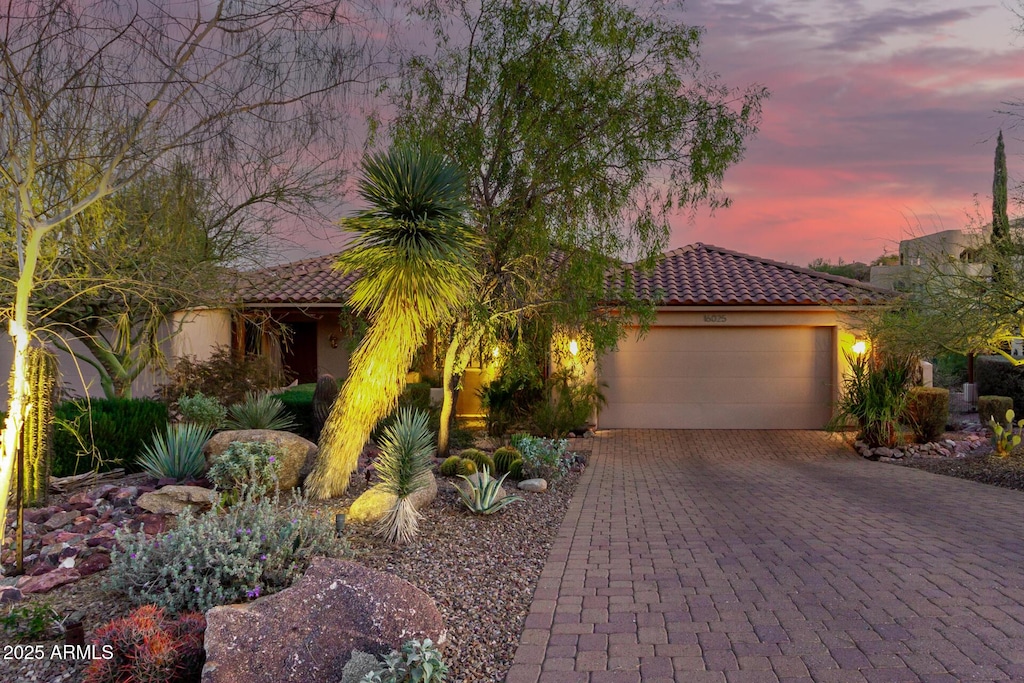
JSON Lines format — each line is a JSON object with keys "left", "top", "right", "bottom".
{"left": 177, "top": 392, "right": 227, "bottom": 430}
{"left": 360, "top": 639, "right": 448, "bottom": 683}
{"left": 510, "top": 433, "right": 568, "bottom": 482}
{"left": 207, "top": 441, "right": 283, "bottom": 495}
{"left": 105, "top": 492, "right": 348, "bottom": 614}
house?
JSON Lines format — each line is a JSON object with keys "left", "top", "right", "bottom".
{"left": 597, "top": 244, "right": 893, "bottom": 429}
{"left": 869, "top": 229, "right": 989, "bottom": 292}
{"left": 2, "top": 244, "right": 892, "bottom": 428}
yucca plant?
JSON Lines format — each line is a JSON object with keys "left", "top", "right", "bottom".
{"left": 226, "top": 391, "right": 297, "bottom": 431}
{"left": 305, "top": 145, "right": 479, "bottom": 499}
{"left": 374, "top": 408, "right": 436, "bottom": 544}
{"left": 457, "top": 466, "right": 522, "bottom": 515}
{"left": 137, "top": 423, "right": 213, "bottom": 480}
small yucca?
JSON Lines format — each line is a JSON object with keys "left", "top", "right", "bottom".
{"left": 374, "top": 408, "right": 436, "bottom": 544}
{"left": 137, "top": 423, "right": 213, "bottom": 480}
{"left": 226, "top": 391, "right": 297, "bottom": 431}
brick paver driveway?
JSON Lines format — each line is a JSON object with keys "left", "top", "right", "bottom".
{"left": 505, "top": 430, "right": 1024, "bottom": 683}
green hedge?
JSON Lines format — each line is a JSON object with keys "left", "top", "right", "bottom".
{"left": 976, "top": 356, "right": 1024, "bottom": 417}
{"left": 53, "top": 399, "right": 169, "bottom": 476}
{"left": 277, "top": 384, "right": 317, "bottom": 440}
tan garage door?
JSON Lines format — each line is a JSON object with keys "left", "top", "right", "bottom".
{"left": 598, "top": 326, "right": 834, "bottom": 429}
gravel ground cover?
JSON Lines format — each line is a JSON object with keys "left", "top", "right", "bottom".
{"left": 0, "top": 459, "right": 581, "bottom": 683}
{"left": 898, "top": 451, "right": 1024, "bottom": 491}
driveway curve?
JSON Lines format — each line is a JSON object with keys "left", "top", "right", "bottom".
{"left": 505, "top": 430, "right": 1024, "bottom": 683}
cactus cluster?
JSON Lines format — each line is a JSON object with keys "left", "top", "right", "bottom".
{"left": 84, "top": 605, "right": 205, "bottom": 683}
{"left": 23, "top": 346, "right": 58, "bottom": 506}
{"left": 457, "top": 458, "right": 477, "bottom": 476}
{"left": 507, "top": 459, "right": 524, "bottom": 479}
{"left": 459, "top": 448, "right": 494, "bottom": 474}
{"left": 492, "top": 446, "right": 521, "bottom": 474}
{"left": 438, "top": 455, "right": 462, "bottom": 476}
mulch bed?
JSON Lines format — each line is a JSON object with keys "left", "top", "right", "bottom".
{"left": 0, "top": 450, "right": 583, "bottom": 683}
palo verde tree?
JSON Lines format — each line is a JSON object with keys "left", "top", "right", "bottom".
{"left": 393, "top": 0, "right": 767, "bottom": 452}
{"left": 0, "top": 0, "right": 382, "bottom": 554}
{"left": 305, "top": 145, "right": 478, "bottom": 499}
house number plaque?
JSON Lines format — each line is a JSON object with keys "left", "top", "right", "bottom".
{"left": 703, "top": 314, "right": 727, "bottom": 323}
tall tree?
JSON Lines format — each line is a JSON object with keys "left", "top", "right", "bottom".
{"left": 0, "top": 0, "right": 383, "bottom": 554}
{"left": 305, "top": 146, "right": 478, "bottom": 499}
{"left": 393, "top": 0, "right": 767, "bottom": 452}
{"left": 994, "top": 130, "right": 1010, "bottom": 242}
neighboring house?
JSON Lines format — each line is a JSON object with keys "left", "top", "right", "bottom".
{"left": 869, "top": 229, "right": 989, "bottom": 291}
{"left": 598, "top": 244, "right": 893, "bottom": 429}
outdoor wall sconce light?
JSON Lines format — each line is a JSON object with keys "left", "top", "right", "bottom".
{"left": 569, "top": 339, "right": 580, "bottom": 356}
{"left": 492, "top": 346, "right": 500, "bottom": 359}
{"left": 329, "top": 333, "right": 339, "bottom": 349}
{"left": 851, "top": 340, "right": 867, "bottom": 355}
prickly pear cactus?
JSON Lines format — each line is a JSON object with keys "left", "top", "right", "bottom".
{"left": 23, "top": 346, "right": 58, "bottom": 506}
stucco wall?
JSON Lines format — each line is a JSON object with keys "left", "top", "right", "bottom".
{"left": 315, "top": 318, "right": 351, "bottom": 380}
{"left": 170, "top": 309, "right": 232, "bottom": 362}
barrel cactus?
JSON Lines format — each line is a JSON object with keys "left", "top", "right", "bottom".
{"left": 493, "top": 446, "right": 521, "bottom": 474}
{"left": 438, "top": 455, "right": 462, "bottom": 477}
{"left": 459, "top": 448, "right": 494, "bottom": 474}
{"left": 507, "top": 459, "right": 524, "bottom": 480}
{"left": 457, "top": 458, "right": 477, "bottom": 476}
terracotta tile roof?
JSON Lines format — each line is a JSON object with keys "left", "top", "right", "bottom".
{"left": 606, "top": 243, "right": 894, "bottom": 306}
{"left": 236, "top": 253, "right": 356, "bottom": 305}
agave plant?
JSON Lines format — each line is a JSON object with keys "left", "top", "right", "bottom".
{"left": 137, "top": 423, "right": 213, "bottom": 480}
{"left": 456, "top": 466, "right": 522, "bottom": 515}
{"left": 374, "top": 408, "right": 436, "bottom": 544}
{"left": 226, "top": 391, "right": 297, "bottom": 431}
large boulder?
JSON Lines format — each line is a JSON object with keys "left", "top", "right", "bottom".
{"left": 204, "top": 430, "right": 317, "bottom": 491}
{"left": 137, "top": 485, "right": 217, "bottom": 515}
{"left": 202, "top": 558, "right": 446, "bottom": 683}
{"left": 347, "top": 473, "right": 437, "bottom": 525}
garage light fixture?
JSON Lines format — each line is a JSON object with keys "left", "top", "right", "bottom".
{"left": 569, "top": 339, "right": 580, "bottom": 356}
{"left": 851, "top": 340, "right": 867, "bottom": 355}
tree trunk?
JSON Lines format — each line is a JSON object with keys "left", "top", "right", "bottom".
{"left": 437, "top": 325, "right": 483, "bottom": 455}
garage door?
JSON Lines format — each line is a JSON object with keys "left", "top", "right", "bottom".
{"left": 598, "top": 326, "right": 834, "bottom": 429}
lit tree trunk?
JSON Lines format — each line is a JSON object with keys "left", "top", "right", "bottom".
{"left": 437, "top": 326, "right": 482, "bottom": 456}
{"left": 305, "top": 305, "right": 422, "bottom": 499}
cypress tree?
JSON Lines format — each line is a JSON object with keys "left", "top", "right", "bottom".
{"left": 993, "top": 130, "right": 1009, "bottom": 242}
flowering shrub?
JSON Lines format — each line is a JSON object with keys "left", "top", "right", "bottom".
{"left": 510, "top": 433, "right": 569, "bottom": 482}
{"left": 83, "top": 605, "right": 205, "bottom": 683}
{"left": 206, "top": 441, "right": 283, "bottom": 495}
{"left": 106, "top": 493, "right": 348, "bottom": 614}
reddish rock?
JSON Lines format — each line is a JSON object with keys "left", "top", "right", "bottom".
{"left": 110, "top": 487, "right": 138, "bottom": 506}
{"left": 38, "top": 530, "right": 62, "bottom": 546}
{"left": 87, "top": 484, "right": 119, "bottom": 500}
{"left": 58, "top": 546, "right": 81, "bottom": 561}
{"left": 24, "top": 506, "right": 61, "bottom": 524}
{"left": 0, "top": 587, "right": 22, "bottom": 604}
{"left": 71, "top": 521, "right": 94, "bottom": 535}
{"left": 68, "top": 491, "right": 95, "bottom": 505}
{"left": 42, "top": 509, "right": 81, "bottom": 531}
{"left": 68, "top": 501, "right": 93, "bottom": 512}
{"left": 26, "top": 561, "right": 54, "bottom": 576}
{"left": 156, "top": 477, "right": 178, "bottom": 488}
{"left": 18, "top": 568, "right": 80, "bottom": 594}
{"left": 137, "top": 486, "right": 217, "bottom": 515}
{"left": 137, "top": 485, "right": 157, "bottom": 495}
{"left": 202, "top": 558, "right": 446, "bottom": 683}
{"left": 131, "top": 513, "right": 170, "bottom": 536}
{"left": 76, "top": 552, "right": 111, "bottom": 577}
{"left": 54, "top": 532, "right": 85, "bottom": 545}
{"left": 86, "top": 530, "right": 116, "bottom": 548}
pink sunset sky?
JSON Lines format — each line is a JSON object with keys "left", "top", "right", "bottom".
{"left": 287, "top": 0, "right": 1024, "bottom": 268}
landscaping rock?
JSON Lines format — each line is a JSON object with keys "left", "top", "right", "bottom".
{"left": 0, "top": 587, "right": 22, "bottom": 604}
{"left": 202, "top": 557, "right": 446, "bottom": 683}
{"left": 347, "top": 473, "right": 438, "bottom": 525}
{"left": 42, "top": 509, "right": 80, "bottom": 531}
{"left": 18, "top": 568, "right": 80, "bottom": 594}
{"left": 204, "top": 430, "right": 318, "bottom": 490}
{"left": 137, "top": 485, "right": 217, "bottom": 515}
{"left": 517, "top": 478, "right": 548, "bottom": 493}
{"left": 76, "top": 552, "right": 111, "bottom": 577}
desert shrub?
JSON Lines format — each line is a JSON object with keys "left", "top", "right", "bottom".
{"left": 106, "top": 493, "right": 348, "bottom": 614}
{"left": 458, "top": 448, "right": 494, "bottom": 474}
{"left": 83, "top": 605, "right": 205, "bottom": 683}
{"left": 933, "top": 352, "right": 969, "bottom": 389}
{"left": 905, "top": 387, "right": 950, "bottom": 443}
{"left": 515, "top": 434, "right": 569, "bottom": 481}
{"left": 176, "top": 392, "right": 226, "bottom": 430}
{"left": 159, "top": 346, "right": 285, "bottom": 407}
{"left": 438, "top": 455, "right": 461, "bottom": 477}
{"left": 456, "top": 467, "right": 522, "bottom": 515}
{"left": 827, "top": 351, "right": 916, "bottom": 448}
{"left": 978, "top": 395, "right": 1014, "bottom": 426}
{"left": 976, "top": 355, "right": 1024, "bottom": 412}
{"left": 1, "top": 601, "right": 61, "bottom": 641}
{"left": 53, "top": 399, "right": 169, "bottom": 476}
{"left": 361, "top": 639, "right": 448, "bottom": 683}
{"left": 225, "top": 391, "right": 298, "bottom": 431}
{"left": 492, "top": 447, "right": 521, "bottom": 474}
{"left": 480, "top": 367, "right": 544, "bottom": 436}
{"left": 137, "top": 423, "right": 213, "bottom": 481}
{"left": 374, "top": 408, "right": 436, "bottom": 545}
{"left": 531, "top": 369, "right": 606, "bottom": 438}
{"left": 207, "top": 441, "right": 283, "bottom": 495}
